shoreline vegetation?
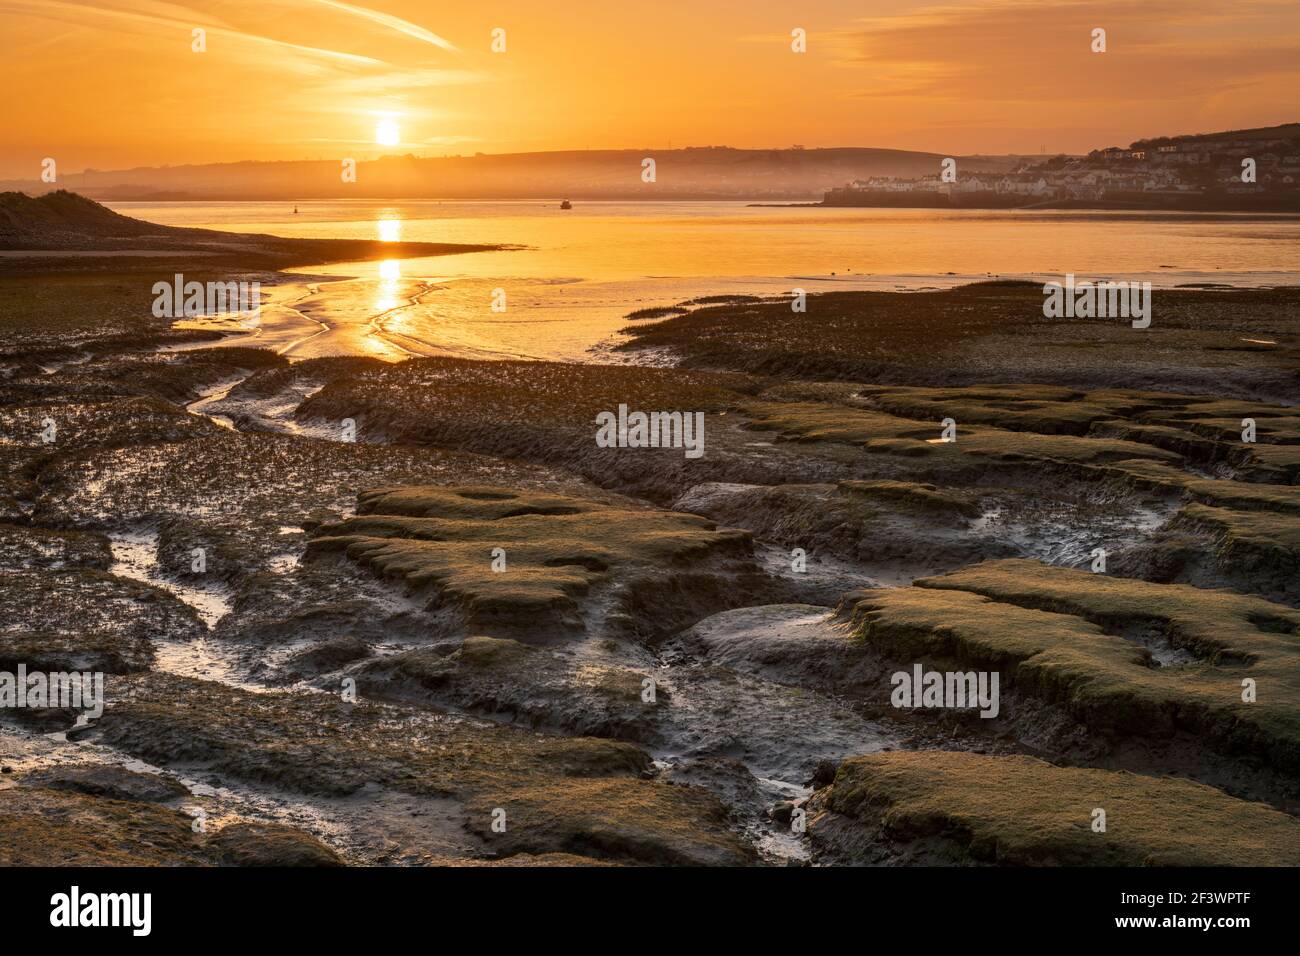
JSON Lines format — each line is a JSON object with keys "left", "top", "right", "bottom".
{"left": 1, "top": 196, "right": 1298, "bottom": 868}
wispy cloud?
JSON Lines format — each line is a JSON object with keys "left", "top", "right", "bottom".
{"left": 307, "top": 0, "right": 457, "bottom": 52}
{"left": 826, "top": 0, "right": 1300, "bottom": 105}
{"left": 1, "top": 0, "right": 385, "bottom": 70}
{"left": 805, "top": 0, "right": 1300, "bottom": 152}
{"left": 316, "top": 67, "right": 486, "bottom": 97}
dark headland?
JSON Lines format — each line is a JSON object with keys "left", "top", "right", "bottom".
{"left": 0, "top": 190, "right": 509, "bottom": 273}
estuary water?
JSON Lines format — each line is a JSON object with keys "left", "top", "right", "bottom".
{"left": 111, "top": 200, "right": 1300, "bottom": 362}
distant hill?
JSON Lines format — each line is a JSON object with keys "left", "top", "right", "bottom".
{"left": 0, "top": 148, "right": 1029, "bottom": 202}
{"left": 816, "top": 121, "right": 1300, "bottom": 211}
{"left": 1129, "top": 122, "right": 1300, "bottom": 151}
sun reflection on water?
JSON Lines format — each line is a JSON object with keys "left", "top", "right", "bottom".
{"left": 374, "top": 258, "right": 401, "bottom": 312}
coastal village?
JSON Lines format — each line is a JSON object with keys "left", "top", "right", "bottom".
{"left": 825, "top": 125, "right": 1300, "bottom": 208}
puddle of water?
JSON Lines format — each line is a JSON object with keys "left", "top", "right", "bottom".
{"left": 971, "top": 499, "right": 1175, "bottom": 568}
{"left": 108, "top": 530, "right": 233, "bottom": 629}
{"left": 267, "top": 553, "right": 300, "bottom": 573}
{"left": 186, "top": 375, "right": 244, "bottom": 431}
{"left": 754, "top": 542, "right": 891, "bottom": 594}
{"left": 1118, "top": 625, "right": 1201, "bottom": 667}
{"left": 151, "top": 636, "right": 253, "bottom": 687}
{"left": 0, "top": 720, "right": 364, "bottom": 858}
{"left": 753, "top": 775, "right": 813, "bottom": 862}
{"left": 198, "top": 384, "right": 326, "bottom": 437}
{"left": 1147, "top": 645, "right": 1199, "bottom": 667}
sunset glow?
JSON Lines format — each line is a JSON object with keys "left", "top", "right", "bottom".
{"left": 375, "top": 119, "right": 401, "bottom": 147}
{"left": 3, "top": 0, "right": 1299, "bottom": 901}
{"left": 2, "top": 0, "right": 1298, "bottom": 178}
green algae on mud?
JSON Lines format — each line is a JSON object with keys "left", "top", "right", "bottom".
{"left": 307, "top": 485, "right": 767, "bottom": 640}
{"left": 1167, "top": 503, "right": 1300, "bottom": 583}
{"left": 742, "top": 400, "right": 1185, "bottom": 468}
{"left": 842, "top": 559, "right": 1300, "bottom": 773}
{"left": 0, "top": 787, "right": 213, "bottom": 866}
{"left": 810, "top": 750, "right": 1300, "bottom": 866}
{"left": 348, "top": 628, "right": 897, "bottom": 791}
{"left": 87, "top": 671, "right": 756, "bottom": 866}
{"left": 464, "top": 776, "right": 754, "bottom": 866}
{"left": 33, "top": 431, "right": 598, "bottom": 579}
{"left": 0, "top": 772, "right": 344, "bottom": 866}
{"left": 726, "top": 386, "right": 1300, "bottom": 599}
{"left": 0, "top": 272, "right": 193, "bottom": 359}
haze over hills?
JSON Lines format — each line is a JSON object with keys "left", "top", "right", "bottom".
{"left": 0, "top": 147, "right": 1029, "bottom": 202}
{"left": 7, "top": 125, "right": 1291, "bottom": 204}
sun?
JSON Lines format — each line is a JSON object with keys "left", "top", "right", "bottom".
{"left": 375, "top": 119, "right": 400, "bottom": 147}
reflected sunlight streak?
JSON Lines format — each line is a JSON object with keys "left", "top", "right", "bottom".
{"left": 374, "top": 258, "right": 401, "bottom": 311}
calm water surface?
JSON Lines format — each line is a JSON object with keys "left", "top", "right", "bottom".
{"left": 113, "top": 201, "right": 1300, "bottom": 362}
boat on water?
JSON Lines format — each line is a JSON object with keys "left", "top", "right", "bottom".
{"left": 559, "top": 199, "right": 572, "bottom": 209}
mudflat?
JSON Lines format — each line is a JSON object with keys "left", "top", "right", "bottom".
{"left": 2, "top": 202, "right": 1297, "bottom": 866}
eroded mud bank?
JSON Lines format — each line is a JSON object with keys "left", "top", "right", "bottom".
{"left": 2, "top": 281, "right": 1297, "bottom": 865}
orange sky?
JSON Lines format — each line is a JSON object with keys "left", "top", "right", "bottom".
{"left": 2, "top": 0, "right": 1297, "bottom": 177}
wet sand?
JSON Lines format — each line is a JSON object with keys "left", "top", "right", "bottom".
{"left": 162, "top": 262, "right": 1300, "bottom": 367}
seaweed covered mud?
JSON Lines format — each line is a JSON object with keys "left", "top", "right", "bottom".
{"left": 2, "top": 204, "right": 1299, "bottom": 866}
